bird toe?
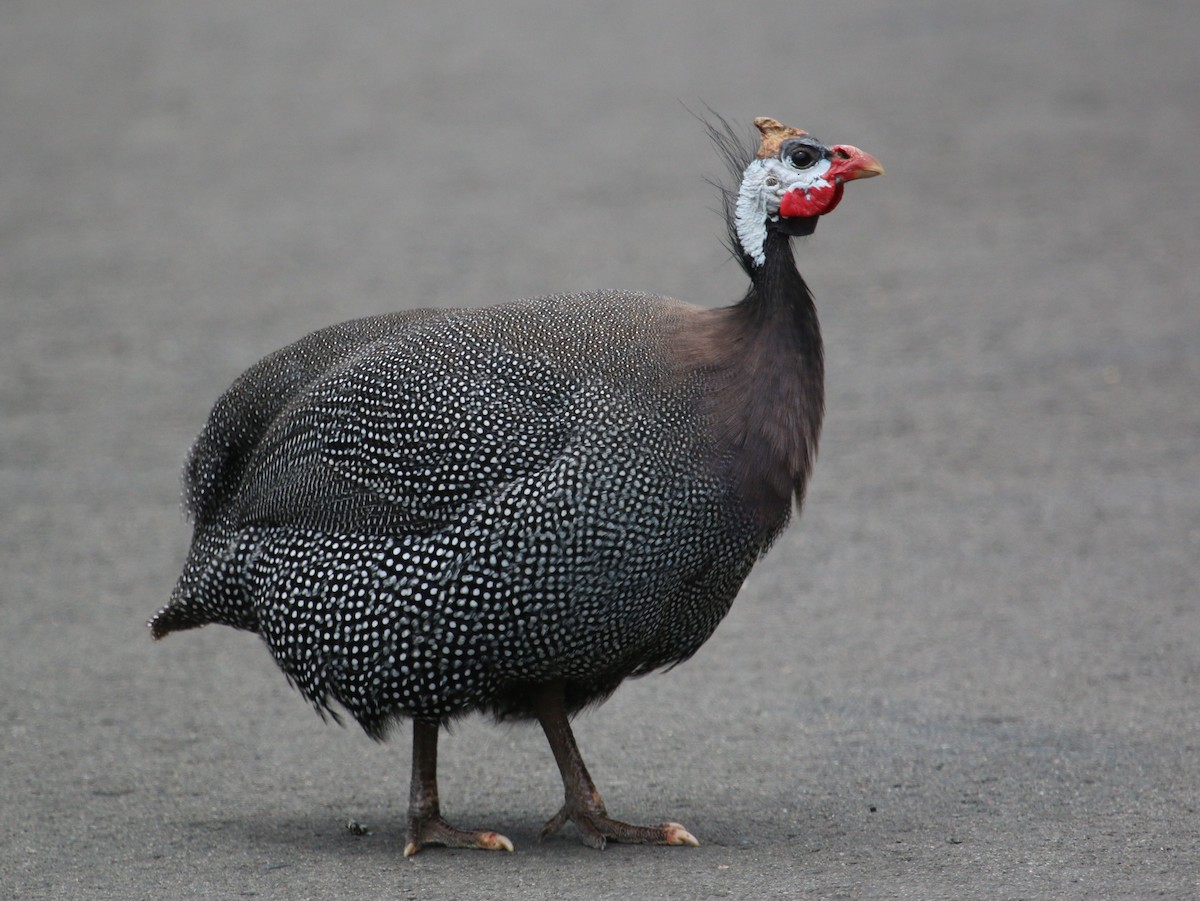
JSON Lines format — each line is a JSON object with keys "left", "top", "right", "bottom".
{"left": 662, "top": 822, "right": 700, "bottom": 846}
{"left": 403, "top": 817, "right": 514, "bottom": 857}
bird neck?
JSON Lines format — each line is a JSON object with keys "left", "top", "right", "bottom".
{"left": 698, "top": 229, "right": 826, "bottom": 532}
{"left": 739, "top": 230, "right": 822, "bottom": 339}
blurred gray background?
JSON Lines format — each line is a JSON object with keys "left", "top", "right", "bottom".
{"left": 2, "top": 1, "right": 1197, "bottom": 898}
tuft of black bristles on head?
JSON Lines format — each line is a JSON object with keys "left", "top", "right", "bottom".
{"left": 688, "top": 106, "right": 758, "bottom": 277}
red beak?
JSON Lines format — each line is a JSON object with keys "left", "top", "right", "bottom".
{"left": 826, "top": 145, "right": 885, "bottom": 184}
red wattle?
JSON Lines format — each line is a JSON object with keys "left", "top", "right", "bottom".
{"left": 779, "top": 182, "right": 845, "bottom": 218}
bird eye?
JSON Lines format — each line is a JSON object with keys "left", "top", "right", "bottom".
{"left": 783, "top": 141, "right": 821, "bottom": 169}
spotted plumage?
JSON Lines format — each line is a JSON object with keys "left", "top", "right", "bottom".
{"left": 150, "top": 116, "right": 882, "bottom": 855}
{"left": 157, "top": 292, "right": 765, "bottom": 730}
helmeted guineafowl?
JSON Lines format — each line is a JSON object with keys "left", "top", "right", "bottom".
{"left": 149, "top": 116, "right": 883, "bottom": 855}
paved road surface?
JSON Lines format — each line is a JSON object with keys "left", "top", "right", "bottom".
{"left": 2, "top": 2, "right": 1197, "bottom": 898}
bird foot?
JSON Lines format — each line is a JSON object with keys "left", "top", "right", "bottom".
{"left": 403, "top": 815, "right": 514, "bottom": 857}
{"left": 539, "top": 804, "right": 699, "bottom": 850}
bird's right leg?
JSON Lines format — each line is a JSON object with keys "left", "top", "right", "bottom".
{"left": 402, "top": 718, "right": 514, "bottom": 857}
{"left": 533, "top": 681, "right": 699, "bottom": 850}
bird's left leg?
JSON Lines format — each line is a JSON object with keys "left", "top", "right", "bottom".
{"left": 533, "top": 681, "right": 699, "bottom": 850}
{"left": 403, "top": 718, "right": 514, "bottom": 856}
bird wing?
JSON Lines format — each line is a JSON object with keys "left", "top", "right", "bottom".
{"left": 186, "top": 307, "right": 580, "bottom": 536}
{"left": 182, "top": 310, "right": 440, "bottom": 525}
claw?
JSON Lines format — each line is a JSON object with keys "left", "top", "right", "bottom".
{"left": 662, "top": 822, "right": 700, "bottom": 847}
{"left": 480, "top": 831, "right": 516, "bottom": 853}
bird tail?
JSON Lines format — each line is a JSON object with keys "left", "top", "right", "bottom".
{"left": 149, "top": 523, "right": 259, "bottom": 639}
{"left": 148, "top": 588, "right": 207, "bottom": 639}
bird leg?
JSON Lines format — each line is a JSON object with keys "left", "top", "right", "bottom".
{"left": 533, "top": 681, "right": 699, "bottom": 850}
{"left": 403, "top": 718, "right": 513, "bottom": 857}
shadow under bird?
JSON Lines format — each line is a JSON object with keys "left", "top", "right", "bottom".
{"left": 149, "top": 116, "right": 883, "bottom": 855}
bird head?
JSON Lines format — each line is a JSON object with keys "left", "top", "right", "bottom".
{"left": 734, "top": 116, "right": 883, "bottom": 266}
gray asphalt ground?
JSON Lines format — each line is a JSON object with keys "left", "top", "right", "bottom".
{"left": 3, "top": 2, "right": 1198, "bottom": 898}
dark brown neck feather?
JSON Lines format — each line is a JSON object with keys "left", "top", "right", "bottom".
{"left": 679, "top": 229, "right": 825, "bottom": 532}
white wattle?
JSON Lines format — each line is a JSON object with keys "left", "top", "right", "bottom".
{"left": 735, "top": 160, "right": 774, "bottom": 268}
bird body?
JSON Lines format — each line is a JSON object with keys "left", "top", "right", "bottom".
{"left": 161, "top": 291, "right": 782, "bottom": 728}
{"left": 150, "top": 116, "right": 882, "bottom": 854}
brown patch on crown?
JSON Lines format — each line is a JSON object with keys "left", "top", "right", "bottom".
{"left": 754, "top": 117, "right": 809, "bottom": 160}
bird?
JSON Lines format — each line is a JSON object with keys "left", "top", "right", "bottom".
{"left": 149, "top": 115, "right": 883, "bottom": 856}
